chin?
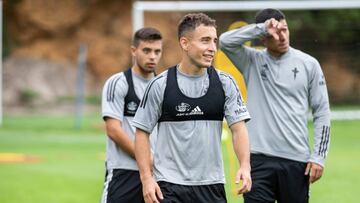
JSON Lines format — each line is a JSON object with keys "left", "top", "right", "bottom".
{"left": 144, "top": 67, "right": 155, "bottom": 72}
{"left": 203, "top": 61, "right": 213, "bottom": 67}
{"left": 279, "top": 48, "right": 289, "bottom": 54}
{"left": 282, "top": 46, "right": 289, "bottom": 51}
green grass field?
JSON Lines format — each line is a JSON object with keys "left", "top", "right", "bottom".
{"left": 0, "top": 113, "right": 359, "bottom": 203}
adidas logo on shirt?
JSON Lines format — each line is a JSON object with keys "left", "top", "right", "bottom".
{"left": 189, "top": 106, "right": 204, "bottom": 115}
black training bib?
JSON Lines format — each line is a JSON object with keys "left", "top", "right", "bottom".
{"left": 159, "top": 66, "right": 225, "bottom": 122}
{"left": 124, "top": 69, "right": 140, "bottom": 117}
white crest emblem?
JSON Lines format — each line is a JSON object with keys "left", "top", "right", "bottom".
{"left": 175, "top": 102, "right": 191, "bottom": 112}
{"left": 127, "top": 101, "right": 138, "bottom": 111}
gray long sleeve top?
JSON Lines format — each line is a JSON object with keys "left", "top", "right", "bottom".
{"left": 219, "top": 23, "right": 331, "bottom": 166}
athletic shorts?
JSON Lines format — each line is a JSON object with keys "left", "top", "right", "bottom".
{"left": 244, "top": 154, "right": 309, "bottom": 203}
{"left": 158, "top": 181, "right": 227, "bottom": 203}
{"left": 101, "top": 169, "right": 144, "bottom": 203}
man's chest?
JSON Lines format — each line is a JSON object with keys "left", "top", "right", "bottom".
{"left": 256, "top": 59, "right": 309, "bottom": 96}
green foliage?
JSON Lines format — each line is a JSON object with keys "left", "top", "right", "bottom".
{"left": 85, "top": 95, "right": 101, "bottom": 105}
{"left": 285, "top": 9, "right": 360, "bottom": 44}
{"left": 19, "top": 89, "right": 39, "bottom": 106}
{"left": 56, "top": 95, "right": 101, "bottom": 105}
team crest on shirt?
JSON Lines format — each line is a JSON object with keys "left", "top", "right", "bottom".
{"left": 175, "top": 102, "right": 191, "bottom": 112}
{"left": 292, "top": 67, "right": 299, "bottom": 80}
{"left": 127, "top": 101, "right": 138, "bottom": 111}
{"left": 261, "top": 64, "right": 269, "bottom": 81}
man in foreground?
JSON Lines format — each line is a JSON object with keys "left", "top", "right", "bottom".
{"left": 133, "top": 13, "right": 252, "bottom": 203}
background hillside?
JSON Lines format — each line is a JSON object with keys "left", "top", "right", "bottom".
{"left": 3, "top": 0, "right": 359, "bottom": 110}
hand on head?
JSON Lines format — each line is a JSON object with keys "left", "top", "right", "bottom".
{"left": 265, "top": 18, "right": 288, "bottom": 41}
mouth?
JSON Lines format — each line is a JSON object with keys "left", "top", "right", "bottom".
{"left": 146, "top": 63, "right": 156, "bottom": 68}
{"left": 203, "top": 54, "right": 214, "bottom": 61}
{"left": 278, "top": 43, "right": 289, "bottom": 49}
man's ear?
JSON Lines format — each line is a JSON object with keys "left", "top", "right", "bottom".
{"left": 131, "top": 45, "right": 137, "bottom": 57}
{"left": 179, "top": 36, "right": 189, "bottom": 51}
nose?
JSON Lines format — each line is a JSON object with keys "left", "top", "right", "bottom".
{"left": 279, "top": 31, "right": 286, "bottom": 42}
{"left": 208, "top": 41, "right": 217, "bottom": 52}
{"left": 149, "top": 51, "right": 156, "bottom": 60}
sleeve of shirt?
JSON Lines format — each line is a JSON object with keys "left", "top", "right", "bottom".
{"left": 132, "top": 74, "right": 166, "bottom": 134}
{"left": 101, "top": 73, "right": 127, "bottom": 121}
{"left": 219, "top": 23, "right": 267, "bottom": 75}
{"left": 219, "top": 71, "right": 251, "bottom": 126}
{"left": 308, "top": 59, "right": 331, "bottom": 167}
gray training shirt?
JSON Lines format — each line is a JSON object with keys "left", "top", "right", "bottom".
{"left": 133, "top": 67, "right": 250, "bottom": 185}
{"left": 219, "top": 23, "right": 331, "bottom": 166}
{"left": 102, "top": 69, "right": 154, "bottom": 171}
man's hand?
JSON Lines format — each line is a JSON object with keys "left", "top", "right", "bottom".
{"left": 265, "top": 18, "right": 287, "bottom": 41}
{"left": 305, "top": 162, "right": 324, "bottom": 184}
{"left": 142, "top": 177, "right": 163, "bottom": 203}
{"left": 235, "top": 166, "right": 252, "bottom": 195}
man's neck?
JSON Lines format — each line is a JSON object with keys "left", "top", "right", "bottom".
{"left": 267, "top": 48, "right": 289, "bottom": 59}
{"left": 178, "top": 59, "right": 206, "bottom": 76}
{"left": 132, "top": 65, "right": 154, "bottom": 79}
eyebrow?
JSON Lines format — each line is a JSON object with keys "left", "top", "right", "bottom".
{"left": 201, "top": 36, "right": 217, "bottom": 40}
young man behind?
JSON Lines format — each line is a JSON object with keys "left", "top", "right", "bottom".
{"left": 100, "top": 27, "right": 162, "bottom": 203}
{"left": 220, "top": 8, "right": 331, "bottom": 203}
{"left": 133, "top": 13, "right": 252, "bottom": 203}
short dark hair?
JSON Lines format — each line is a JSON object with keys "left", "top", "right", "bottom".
{"left": 255, "top": 8, "right": 286, "bottom": 24}
{"left": 177, "top": 13, "right": 216, "bottom": 39}
{"left": 132, "top": 27, "right": 162, "bottom": 47}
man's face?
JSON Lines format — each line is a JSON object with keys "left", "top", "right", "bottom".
{"left": 132, "top": 40, "right": 162, "bottom": 73}
{"left": 182, "top": 25, "right": 217, "bottom": 68}
{"left": 264, "top": 19, "right": 290, "bottom": 55}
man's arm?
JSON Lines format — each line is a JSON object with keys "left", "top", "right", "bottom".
{"left": 219, "top": 19, "right": 287, "bottom": 74}
{"left": 135, "top": 128, "right": 163, "bottom": 203}
{"left": 104, "top": 117, "right": 135, "bottom": 158}
{"left": 133, "top": 74, "right": 166, "bottom": 203}
{"left": 219, "top": 23, "right": 267, "bottom": 74}
{"left": 306, "top": 59, "right": 331, "bottom": 184}
{"left": 219, "top": 71, "right": 251, "bottom": 193}
{"left": 102, "top": 74, "right": 136, "bottom": 157}
{"left": 230, "top": 121, "right": 252, "bottom": 194}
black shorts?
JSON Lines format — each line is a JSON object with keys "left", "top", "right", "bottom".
{"left": 101, "top": 169, "right": 144, "bottom": 203}
{"left": 158, "top": 181, "right": 227, "bottom": 203}
{"left": 244, "top": 154, "right": 309, "bottom": 203}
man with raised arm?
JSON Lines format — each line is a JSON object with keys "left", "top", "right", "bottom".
{"left": 220, "top": 8, "right": 331, "bottom": 203}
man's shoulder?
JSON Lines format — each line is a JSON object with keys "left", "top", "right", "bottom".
{"left": 291, "top": 47, "right": 319, "bottom": 64}
{"left": 215, "top": 69, "right": 238, "bottom": 88}
{"left": 216, "top": 69, "right": 235, "bottom": 81}
{"left": 153, "top": 70, "right": 168, "bottom": 83}
{"left": 146, "top": 70, "right": 168, "bottom": 91}
{"left": 105, "top": 72, "right": 126, "bottom": 85}
{"left": 216, "top": 69, "right": 228, "bottom": 77}
{"left": 102, "top": 71, "right": 128, "bottom": 102}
